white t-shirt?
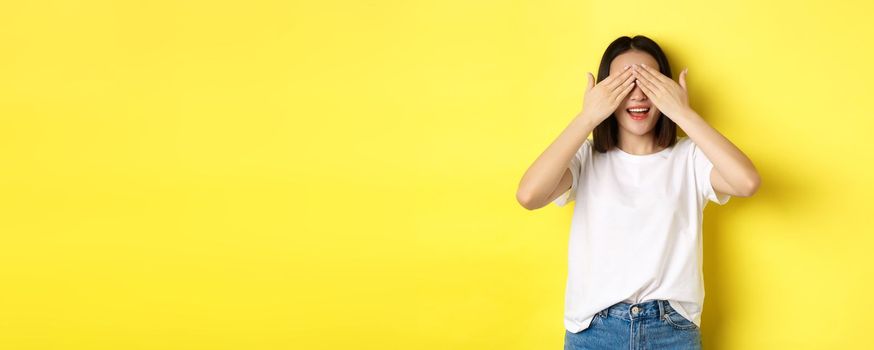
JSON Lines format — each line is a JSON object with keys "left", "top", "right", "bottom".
{"left": 553, "top": 136, "right": 730, "bottom": 333}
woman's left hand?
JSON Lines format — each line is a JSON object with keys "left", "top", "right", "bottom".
{"left": 632, "top": 63, "right": 692, "bottom": 121}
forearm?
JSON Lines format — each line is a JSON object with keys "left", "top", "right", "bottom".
{"left": 517, "top": 113, "right": 598, "bottom": 207}
{"left": 673, "top": 108, "right": 761, "bottom": 193}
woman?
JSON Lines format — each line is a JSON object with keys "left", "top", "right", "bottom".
{"left": 516, "top": 35, "right": 761, "bottom": 349}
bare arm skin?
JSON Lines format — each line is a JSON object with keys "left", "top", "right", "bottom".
{"left": 516, "top": 66, "right": 637, "bottom": 210}
{"left": 633, "top": 63, "right": 761, "bottom": 198}
{"left": 673, "top": 109, "right": 762, "bottom": 197}
{"left": 516, "top": 114, "right": 598, "bottom": 210}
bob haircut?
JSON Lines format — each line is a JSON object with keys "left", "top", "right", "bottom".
{"left": 592, "top": 35, "right": 678, "bottom": 153}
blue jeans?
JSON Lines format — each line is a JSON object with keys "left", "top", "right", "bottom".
{"left": 564, "top": 299, "right": 702, "bottom": 350}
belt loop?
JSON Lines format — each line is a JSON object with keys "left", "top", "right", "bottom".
{"left": 658, "top": 300, "right": 666, "bottom": 319}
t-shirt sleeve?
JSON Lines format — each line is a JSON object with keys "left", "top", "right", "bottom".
{"left": 690, "top": 139, "right": 731, "bottom": 205}
{"left": 553, "top": 139, "right": 592, "bottom": 207}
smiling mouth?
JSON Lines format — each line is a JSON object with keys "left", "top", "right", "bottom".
{"left": 626, "top": 107, "right": 650, "bottom": 120}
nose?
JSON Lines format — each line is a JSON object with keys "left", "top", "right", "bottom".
{"left": 629, "top": 82, "right": 647, "bottom": 100}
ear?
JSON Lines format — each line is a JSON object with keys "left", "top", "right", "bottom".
{"left": 679, "top": 68, "right": 688, "bottom": 91}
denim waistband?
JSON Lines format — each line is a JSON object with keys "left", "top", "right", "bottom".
{"left": 598, "top": 299, "right": 673, "bottom": 321}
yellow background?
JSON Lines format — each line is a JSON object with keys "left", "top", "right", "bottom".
{"left": 1, "top": 0, "right": 872, "bottom": 349}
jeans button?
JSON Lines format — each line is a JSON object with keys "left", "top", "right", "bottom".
{"left": 631, "top": 306, "right": 639, "bottom": 315}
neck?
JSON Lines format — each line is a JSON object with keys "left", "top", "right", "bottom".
{"left": 617, "top": 129, "right": 663, "bottom": 155}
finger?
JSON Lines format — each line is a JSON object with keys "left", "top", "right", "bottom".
{"left": 635, "top": 65, "right": 666, "bottom": 94}
{"left": 636, "top": 77, "right": 658, "bottom": 99}
{"left": 612, "top": 76, "right": 636, "bottom": 103}
{"left": 611, "top": 69, "right": 636, "bottom": 95}
{"left": 597, "top": 69, "right": 618, "bottom": 88}
{"left": 595, "top": 71, "right": 615, "bottom": 87}
{"left": 586, "top": 72, "right": 594, "bottom": 92}
{"left": 640, "top": 63, "right": 673, "bottom": 85}
{"left": 632, "top": 66, "right": 654, "bottom": 90}
{"left": 634, "top": 69, "right": 660, "bottom": 97}
{"left": 679, "top": 68, "right": 688, "bottom": 91}
{"left": 606, "top": 66, "right": 634, "bottom": 91}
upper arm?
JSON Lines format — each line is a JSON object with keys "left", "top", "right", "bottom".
{"left": 710, "top": 167, "right": 743, "bottom": 198}
{"left": 546, "top": 168, "right": 574, "bottom": 205}
{"left": 551, "top": 139, "right": 590, "bottom": 208}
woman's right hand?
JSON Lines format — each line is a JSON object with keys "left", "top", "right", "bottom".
{"left": 579, "top": 66, "right": 637, "bottom": 125}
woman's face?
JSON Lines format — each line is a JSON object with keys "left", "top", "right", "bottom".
{"left": 609, "top": 50, "right": 662, "bottom": 137}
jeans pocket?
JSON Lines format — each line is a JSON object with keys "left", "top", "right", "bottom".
{"left": 662, "top": 310, "right": 698, "bottom": 330}
{"left": 589, "top": 313, "right": 601, "bottom": 328}
{"left": 589, "top": 309, "right": 607, "bottom": 328}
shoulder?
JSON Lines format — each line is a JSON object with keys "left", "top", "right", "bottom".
{"left": 675, "top": 136, "right": 693, "bottom": 148}
{"left": 577, "top": 138, "right": 594, "bottom": 153}
{"left": 575, "top": 138, "right": 593, "bottom": 160}
{"left": 673, "top": 136, "right": 697, "bottom": 155}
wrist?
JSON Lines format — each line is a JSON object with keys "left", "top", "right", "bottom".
{"left": 672, "top": 107, "right": 700, "bottom": 125}
{"left": 574, "top": 111, "right": 600, "bottom": 127}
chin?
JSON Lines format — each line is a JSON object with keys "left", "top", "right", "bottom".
{"left": 619, "top": 112, "right": 659, "bottom": 135}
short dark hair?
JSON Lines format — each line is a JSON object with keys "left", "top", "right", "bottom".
{"left": 591, "top": 35, "right": 678, "bottom": 153}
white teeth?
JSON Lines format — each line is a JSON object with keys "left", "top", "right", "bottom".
{"left": 628, "top": 108, "right": 649, "bottom": 113}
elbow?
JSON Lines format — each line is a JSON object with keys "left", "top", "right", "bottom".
{"left": 739, "top": 173, "right": 761, "bottom": 197}
{"left": 516, "top": 189, "right": 539, "bottom": 211}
